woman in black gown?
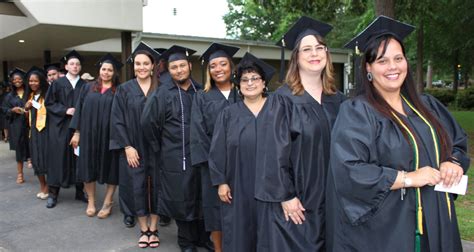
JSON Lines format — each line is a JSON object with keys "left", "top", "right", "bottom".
{"left": 3, "top": 68, "right": 29, "bottom": 184}
{"left": 190, "top": 43, "right": 240, "bottom": 252}
{"left": 70, "top": 53, "right": 122, "bottom": 218}
{"left": 109, "top": 43, "right": 160, "bottom": 248}
{"left": 24, "top": 67, "right": 49, "bottom": 199}
{"left": 326, "top": 16, "right": 469, "bottom": 252}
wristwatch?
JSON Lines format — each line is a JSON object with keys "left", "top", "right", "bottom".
{"left": 404, "top": 173, "right": 413, "bottom": 187}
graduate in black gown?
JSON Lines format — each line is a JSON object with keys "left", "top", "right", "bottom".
{"left": 24, "top": 67, "right": 49, "bottom": 199}
{"left": 109, "top": 42, "right": 160, "bottom": 248}
{"left": 264, "top": 16, "right": 345, "bottom": 251}
{"left": 141, "top": 45, "right": 212, "bottom": 252}
{"left": 44, "top": 50, "right": 87, "bottom": 208}
{"left": 70, "top": 53, "right": 122, "bottom": 218}
{"left": 3, "top": 68, "right": 29, "bottom": 184}
{"left": 209, "top": 52, "right": 292, "bottom": 252}
{"left": 0, "top": 83, "right": 9, "bottom": 142}
{"left": 190, "top": 43, "right": 240, "bottom": 252}
{"left": 326, "top": 16, "right": 470, "bottom": 252}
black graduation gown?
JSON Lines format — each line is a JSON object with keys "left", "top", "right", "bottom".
{"left": 141, "top": 81, "right": 201, "bottom": 221}
{"left": 257, "top": 84, "right": 345, "bottom": 251}
{"left": 326, "top": 94, "right": 469, "bottom": 252}
{"left": 208, "top": 94, "right": 294, "bottom": 252}
{"left": 3, "top": 92, "right": 29, "bottom": 162}
{"left": 70, "top": 83, "right": 119, "bottom": 185}
{"left": 44, "top": 76, "right": 85, "bottom": 187}
{"left": 109, "top": 79, "right": 157, "bottom": 217}
{"left": 29, "top": 94, "right": 48, "bottom": 176}
{"left": 0, "top": 92, "right": 7, "bottom": 130}
{"left": 190, "top": 86, "right": 240, "bottom": 231}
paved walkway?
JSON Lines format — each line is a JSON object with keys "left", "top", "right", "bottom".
{"left": 0, "top": 141, "right": 473, "bottom": 251}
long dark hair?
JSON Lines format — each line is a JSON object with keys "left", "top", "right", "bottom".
{"left": 361, "top": 35, "right": 451, "bottom": 162}
{"left": 285, "top": 34, "right": 336, "bottom": 96}
{"left": 92, "top": 59, "right": 121, "bottom": 94}
{"left": 133, "top": 50, "right": 159, "bottom": 96}
{"left": 26, "top": 71, "right": 48, "bottom": 99}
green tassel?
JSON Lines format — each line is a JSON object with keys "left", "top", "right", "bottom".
{"left": 415, "top": 231, "right": 421, "bottom": 252}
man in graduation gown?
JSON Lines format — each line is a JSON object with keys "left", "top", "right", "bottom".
{"left": 141, "top": 45, "right": 212, "bottom": 252}
{"left": 44, "top": 50, "right": 87, "bottom": 208}
{"left": 44, "top": 63, "right": 61, "bottom": 85}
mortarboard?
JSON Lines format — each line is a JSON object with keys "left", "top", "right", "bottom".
{"left": 44, "top": 63, "right": 61, "bottom": 72}
{"left": 160, "top": 45, "right": 196, "bottom": 63}
{"left": 127, "top": 42, "right": 161, "bottom": 64}
{"left": 60, "top": 50, "right": 83, "bottom": 64}
{"left": 276, "top": 16, "right": 333, "bottom": 50}
{"left": 95, "top": 53, "right": 123, "bottom": 70}
{"left": 26, "top": 66, "right": 46, "bottom": 77}
{"left": 8, "top": 67, "right": 26, "bottom": 79}
{"left": 238, "top": 52, "right": 276, "bottom": 83}
{"left": 154, "top": 48, "right": 167, "bottom": 54}
{"left": 344, "top": 15, "right": 415, "bottom": 53}
{"left": 199, "top": 43, "right": 240, "bottom": 64}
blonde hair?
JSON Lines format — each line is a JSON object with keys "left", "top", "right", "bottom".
{"left": 203, "top": 57, "right": 235, "bottom": 93}
{"left": 285, "top": 34, "right": 336, "bottom": 96}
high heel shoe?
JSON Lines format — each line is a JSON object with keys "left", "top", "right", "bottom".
{"left": 138, "top": 229, "right": 150, "bottom": 249}
{"left": 16, "top": 173, "right": 24, "bottom": 184}
{"left": 148, "top": 229, "right": 160, "bottom": 248}
{"left": 97, "top": 201, "right": 113, "bottom": 219}
{"left": 86, "top": 201, "right": 96, "bottom": 217}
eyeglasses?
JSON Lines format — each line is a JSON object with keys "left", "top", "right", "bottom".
{"left": 240, "top": 76, "right": 262, "bottom": 85}
{"left": 299, "top": 45, "right": 327, "bottom": 55}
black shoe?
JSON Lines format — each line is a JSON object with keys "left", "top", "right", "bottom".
{"left": 123, "top": 215, "right": 136, "bottom": 228}
{"left": 196, "top": 241, "right": 215, "bottom": 251}
{"left": 181, "top": 247, "right": 197, "bottom": 252}
{"left": 46, "top": 196, "right": 57, "bottom": 208}
{"left": 75, "top": 190, "right": 88, "bottom": 203}
{"left": 158, "top": 215, "right": 172, "bottom": 226}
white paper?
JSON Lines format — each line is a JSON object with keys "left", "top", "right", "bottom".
{"left": 434, "top": 175, "right": 468, "bottom": 195}
{"left": 74, "top": 146, "right": 80, "bottom": 156}
{"left": 32, "top": 100, "right": 41, "bottom": 109}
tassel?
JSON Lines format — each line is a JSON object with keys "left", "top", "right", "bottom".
{"left": 446, "top": 193, "right": 452, "bottom": 220}
{"left": 279, "top": 39, "right": 285, "bottom": 83}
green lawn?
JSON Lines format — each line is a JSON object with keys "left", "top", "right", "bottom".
{"left": 451, "top": 111, "right": 474, "bottom": 241}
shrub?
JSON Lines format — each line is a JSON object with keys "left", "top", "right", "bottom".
{"left": 456, "top": 87, "right": 474, "bottom": 110}
{"left": 424, "top": 88, "right": 456, "bottom": 106}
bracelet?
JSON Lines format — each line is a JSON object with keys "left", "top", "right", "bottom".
{"left": 402, "top": 171, "right": 407, "bottom": 188}
{"left": 447, "top": 156, "right": 461, "bottom": 166}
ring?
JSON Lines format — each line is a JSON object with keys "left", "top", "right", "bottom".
{"left": 288, "top": 213, "right": 293, "bottom": 216}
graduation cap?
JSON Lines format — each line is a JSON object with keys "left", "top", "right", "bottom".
{"left": 160, "top": 45, "right": 196, "bottom": 63}
{"left": 344, "top": 15, "right": 415, "bottom": 53}
{"left": 60, "top": 50, "right": 83, "bottom": 64}
{"left": 8, "top": 67, "right": 26, "bottom": 79}
{"left": 44, "top": 63, "right": 61, "bottom": 72}
{"left": 238, "top": 52, "right": 276, "bottom": 83}
{"left": 200, "top": 43, "right": 240, "bottom": 64}
{"left": 276, "top": 16, "right": 333, "bottom": 50}
{"left": 275, "top": 16, "right": 332, "bottom": 82}
{"left": 26, "top": 66, "right": 46, "bottom": 77}
{"left": 127, "top": 42, "right": 161, "bottom": 64}
{"left": 154, "top": 48, "right": 167, "bottom": 54}
{"left": 95, "top": 53, "right": 124, "bottom": 70}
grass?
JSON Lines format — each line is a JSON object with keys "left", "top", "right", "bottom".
{"left": 451, "top": 111, "right": 474, "bottom": 241}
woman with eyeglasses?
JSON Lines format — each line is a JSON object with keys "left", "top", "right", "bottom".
{"left": 267, "top": 16, "right": 345, "bottom": 251}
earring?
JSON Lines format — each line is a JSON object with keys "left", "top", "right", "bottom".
{"left": 237, "top": 88, "right": 242, "bottom": 96}
{"left": 263, "top": 86, "right": 269, "bottom": 96}
{"left": 367, "top": 72, "right": 373, "bottom": 82}
{"left": 150, "top": 70, "right": 153, "bottom": 76}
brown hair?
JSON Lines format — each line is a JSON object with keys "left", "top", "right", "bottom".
{"left": 285, "top": 34, "right": 337, "bottom": 96}
{"left": 203, "top": 56, "right": 235, "bottom": 93}
{"left": 92, "top": 60, "right": 121, "bottom": 94}
{"left": 361, "top": 35, "right": 452, "bottom": 161}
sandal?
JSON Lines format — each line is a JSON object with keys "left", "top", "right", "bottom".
{"left": 86, "top": 201, "right": 96, "bottom": 217}
{"left": 16, "top": 173, "right": 24, "bottom": 184}
{"left": 138, "top": 229, "right": 150, "bottom": 248}
{"left": 97, "top": 201, "right": 113, "bottom": 219}
{"left": 148, "top": 229, "right": 160, "bottom": 248}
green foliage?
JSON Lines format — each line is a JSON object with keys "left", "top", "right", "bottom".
{"left": 424, "top": 88, "right": 456, "bottom": 106}
{"left": 455, "top": 87, "right": 474, "bottom": 110}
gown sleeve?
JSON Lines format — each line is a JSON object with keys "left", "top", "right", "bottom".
{"left": 422, "top": 94, "right": 470, "bottom": 172}
{"left": 140, "top": 88, "right": 165, "bottom": 153}
{"left": 208, "top": 109, "right": 228, "bottom": 186}
{"left": 45, "top": 81, "right": 68, "bottom": 118}
{"left": 190, "top": 92, "right": 209, "bottom": 167}
{"left": 254, "top": 94, "right": 297, "bottom": 202}
{"left": 329, "top": 99, "right": 399, "bottom": 225}
{"left": 109, "top": 85, "right": 131, "bottom": 150}
{"left": 69, "top": 83, "right": 89, "bottom": 131}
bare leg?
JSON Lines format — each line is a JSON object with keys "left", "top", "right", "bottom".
{"left": 37, "top": 175, "right": 48, "bottom": 199}
{"left": 97, "top": 184, "right": 116, "bottom": 219}
{"left": 211, "top": 231, "right": 223, "bottom": 252}
{"left": 4, "top": 129, "right": 8, "bottom": 141}
{"left": 149, "top": 214, "right": 160, "bottom": 248}
{"left": 84, "top": 182, "right": 96, "bottom": 217}
{"left": 16, "top": 161, "right": 24, "bottom": 184}
{"left": 138, "top": 216, "right": 149, "bottom": 248}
